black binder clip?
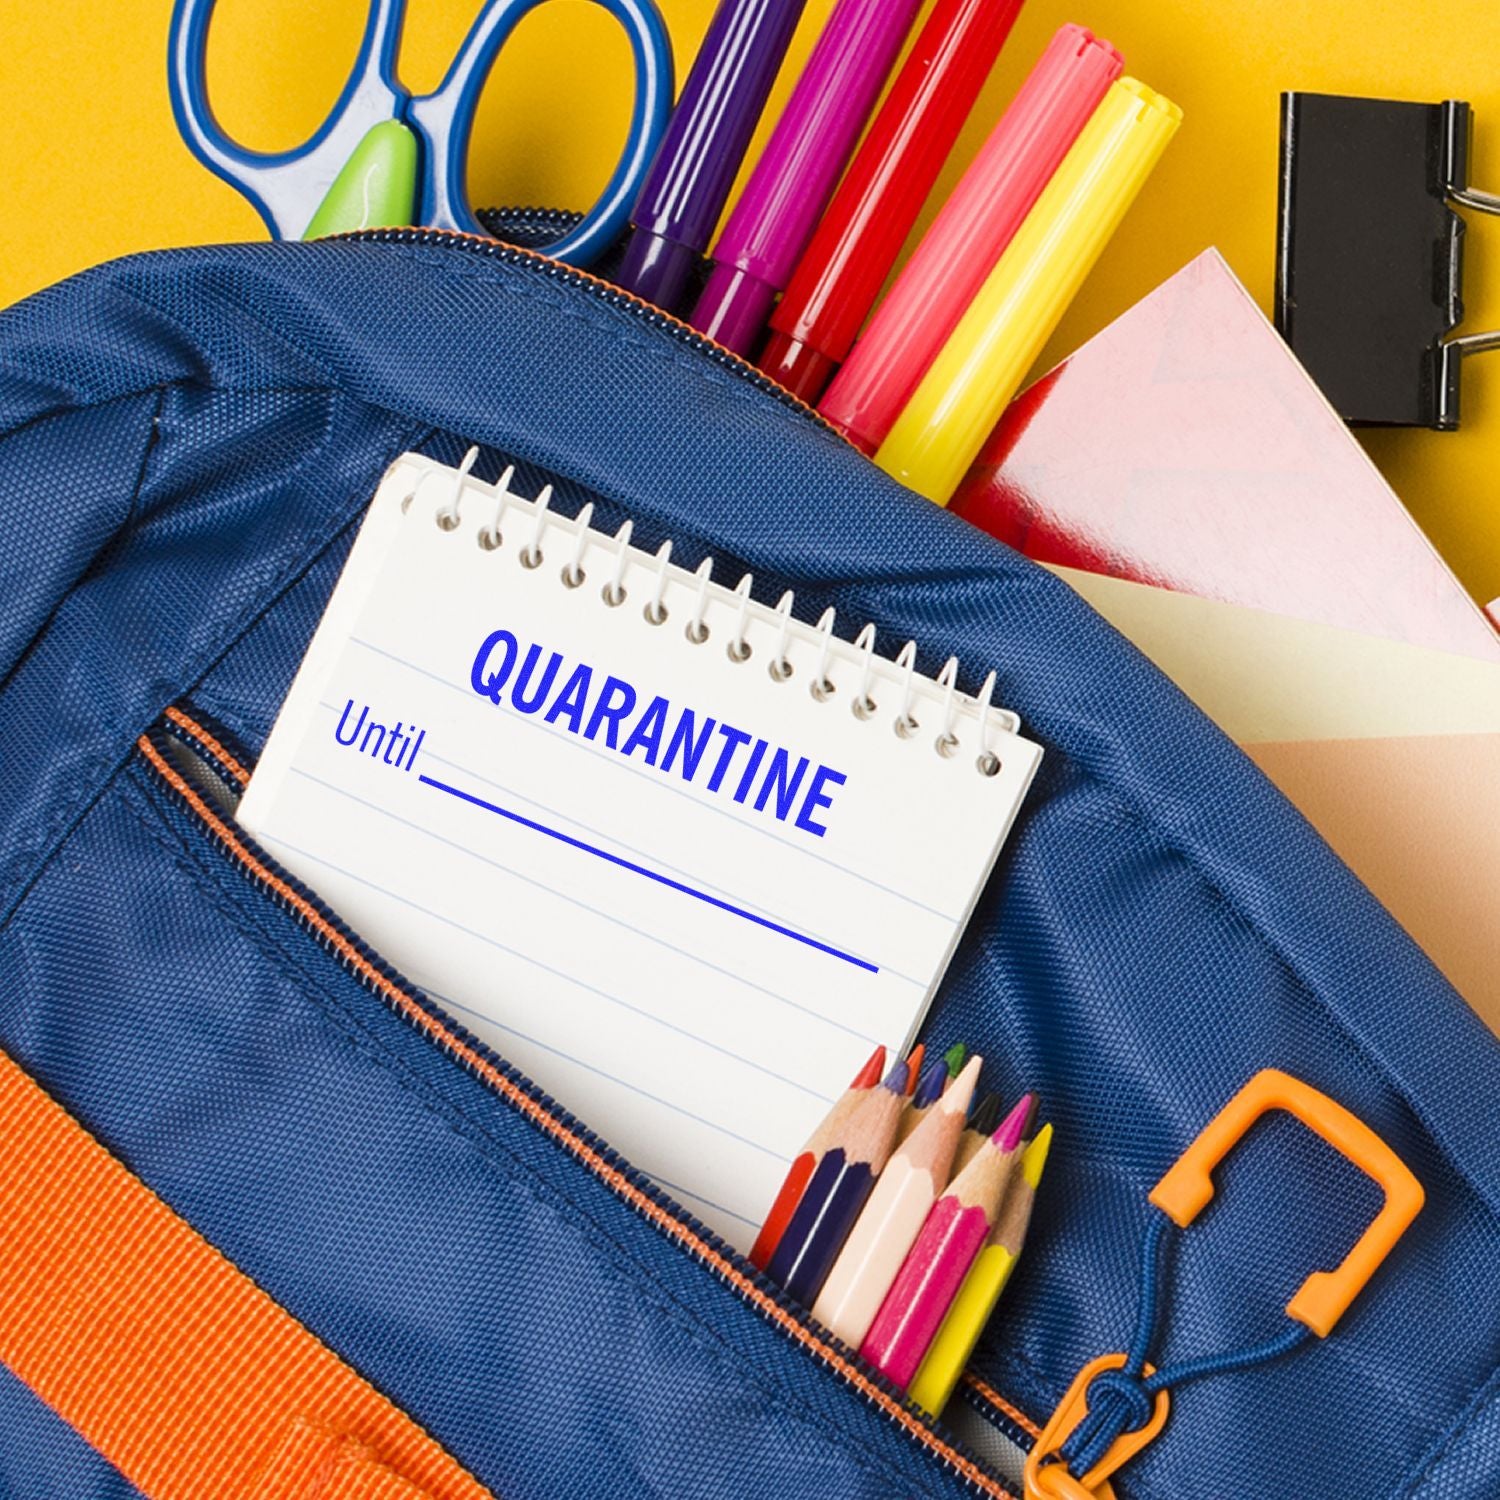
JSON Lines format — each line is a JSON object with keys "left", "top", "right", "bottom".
{"left": 1276, "top": 92, "right": 1500, "bottom": 429}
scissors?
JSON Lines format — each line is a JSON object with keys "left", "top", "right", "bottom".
{"left": 168, "top": 0, "right": 674, "bottom": 267}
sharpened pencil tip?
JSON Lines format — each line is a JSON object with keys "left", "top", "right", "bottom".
{"left": 942, "top": 1041, "right": 967, "bottom": 1077}
{"left": 912, "top": 1058, "right": 948, "bottom": 1108}
{"left": 994, "top": 1093, "right": 1035, "bottom": 1152}
{"left": 1021, "top": 1122, "right": 1053, "bottom": 1187}
{"left": 903, "top": 1044, "right": 925, "bottom": 1095}
{"left": 883, "top": 1058, "right": 911, "bottom": 1095}
{"left": 850, "top": 1045, "right": 887, "bottom": 1090}
{"left": 967, "top": 1090, "right": 1001, "bottom": 1136}
{"left": 940, "top": 1055, "right": 983, "bottom": 1115}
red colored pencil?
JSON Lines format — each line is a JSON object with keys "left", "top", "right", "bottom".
{"left": 765, "top": 1058, "right": 910, "bottom": 1304}
{"left": 749, "top": 1044, "right": 885, "bottom": 1269}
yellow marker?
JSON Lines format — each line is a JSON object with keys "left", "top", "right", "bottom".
{"left": 875, "top": 80, "right": 1182, "bottom": 505}
{"left": 908, "top": 1123, "right": 1054, "bottom": 1419}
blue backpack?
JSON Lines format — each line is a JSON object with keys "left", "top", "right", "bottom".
{"left": 1, "top": 230, "right": 1495, "bottom": 1500}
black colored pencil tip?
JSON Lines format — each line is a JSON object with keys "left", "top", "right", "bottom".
{"left": 967, "top": 1090, "right": 1001, "bottom": 1136}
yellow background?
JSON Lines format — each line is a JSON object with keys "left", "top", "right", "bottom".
{"left": 4, "top": 0, "right": 1499, "bottom": 605}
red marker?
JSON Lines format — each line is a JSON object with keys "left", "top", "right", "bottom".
{"left": 819, "top": 24, "right": 1123, "bottom": 452}
{"left": 758, "top": 0, "right": 1026, "bottom": 403}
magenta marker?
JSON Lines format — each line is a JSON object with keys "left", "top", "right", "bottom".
{"left": 689, "top": 0, "right": 925, "bottom": 355}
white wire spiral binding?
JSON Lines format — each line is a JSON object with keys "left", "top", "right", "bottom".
{"left": 686, "top": 557, "right": 714, "bottom": 644}
{"left": 768, "top": 591, "right": 796, "bottom": 681}
{"left": 414, "top": 449, "right": 1022, "bottom": 775}
{"left": 810, "top": 608, "right": 838, "bottom": 701}
{"left": 728, "top": 574, "right": 755, "bottom": 662}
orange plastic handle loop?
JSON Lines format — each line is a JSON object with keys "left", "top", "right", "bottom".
{"left": 1023, "top": 1354, "right": 1171, "bottom": 1500}
{"left": 1149, "top": 1068, "right": 1424, "bottom": 1336}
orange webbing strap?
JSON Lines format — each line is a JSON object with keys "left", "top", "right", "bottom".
{"left": 0, "top": 1048, "right": 494, "bottom": 1500}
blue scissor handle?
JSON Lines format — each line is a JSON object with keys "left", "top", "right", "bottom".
{"left": 168, "top": 0, "right": 408, "bottom": 241}
{"left": 169, "top": 0, "right": 673, "bottom": 266}
{"left": 407, "top": 0, "right": 673, "bottom": 265}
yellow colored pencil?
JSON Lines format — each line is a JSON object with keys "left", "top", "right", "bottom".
{"left": 875, "top": 79, "right": 1181, "bottom": 505}
{"left": 907, "top": 1123, "right": 1053, "bottom": 1418}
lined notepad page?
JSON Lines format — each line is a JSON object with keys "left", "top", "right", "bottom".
{"left": 241, "top": 455, "right": 1041, "bottom": 1247}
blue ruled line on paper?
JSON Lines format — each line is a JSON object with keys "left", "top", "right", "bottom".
{"left": 417, "top": 771, "right": 881, "bottom": 974}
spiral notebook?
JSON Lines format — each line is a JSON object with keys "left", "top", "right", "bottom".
{"left": 241, "top": 453, "right": 1041, "bottom": 1246}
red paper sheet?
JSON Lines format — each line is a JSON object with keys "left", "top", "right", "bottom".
{"left": 952, "top": 250, "right": 1500, "bottom": 662}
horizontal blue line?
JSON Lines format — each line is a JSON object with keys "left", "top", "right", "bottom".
{"left": 347, "top": 635, "right": 958, "bottom": 926}
{"left": 418, "top": 772, "right": 880, "bottom": 974}
{"left": 290, "top": 765, "right": 872, "bottom": 1053}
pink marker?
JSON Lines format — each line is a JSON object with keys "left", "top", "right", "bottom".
{"left": 819, "top": 25, "right": 1123, "bottom": 453}
{"left": 860, "top": 1094, "right": 1033, "bottom": 1387}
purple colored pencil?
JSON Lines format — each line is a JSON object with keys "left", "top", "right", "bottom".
{"left": 617, "top": 0, "right": 810, "bottom": 312}
{"left": 689, "top": 0, "right": 926, "bottom": 354}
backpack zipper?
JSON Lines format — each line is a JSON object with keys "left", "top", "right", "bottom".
{"left": 144, "top": 708, "right": 1038, "bottom": 1497}
{"left": 338, "top": 222, "right": 847, "bottom": 439}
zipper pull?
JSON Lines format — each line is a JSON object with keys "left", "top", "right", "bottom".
{"left": 1025, "top": 1069, "right": 1424, "bottom": 1497}
{"left": 1023, "top": 1354, "right": 1169, "bottom": 1499}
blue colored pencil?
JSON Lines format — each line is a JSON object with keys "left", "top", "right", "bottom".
{"left": 895, "top": 1056, "right": 951, "bottom": 1145}
{"left": 766, "top": 1057, "right": 909, "bottom": 1305}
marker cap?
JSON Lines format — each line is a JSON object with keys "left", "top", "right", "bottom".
{"left": 616, "top": 230, "right": 702, "bottom": 316}
{"left": 692, "top": 263, "right": 780, "bottom": 356}
{"left": 759, "top": 330, "right": 839, "bottom": 403}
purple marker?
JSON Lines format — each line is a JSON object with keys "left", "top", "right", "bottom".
{"left": 617, "top": 0, "right": 809, "bottom": 314}
{"left": 689, "top": 0, "right": 925, "bottom": 355}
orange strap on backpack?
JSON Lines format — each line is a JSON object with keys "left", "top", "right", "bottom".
{"left": 0, "top": 1047, "right": 493, "bottom": 1500}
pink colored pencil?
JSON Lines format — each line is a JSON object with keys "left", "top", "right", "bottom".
{"left": 859, "top": 1093, "right": 1033, "bottom": 1387}
{"left": 812, "top": 1056, "right": 982, "bottom": 1350}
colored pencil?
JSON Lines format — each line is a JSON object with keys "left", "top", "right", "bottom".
{"left": 942, "top": 1042, "right": 967, "bottom": 1079}
{"left": 951, "top": 1090, "right": 1001, "bottom": 1175}
{"left": 813, "top": 1056, "right": 981, "bottom": 1349}
{"left": 908, "top": 1122, "right": 1053, "bottom": 1417}
{"left": 749, "top": 1044, "right": 886, "bottom": 1270}
{"left": 859, "top": 1093, "right": 1033, "bottom": 1386}
{"left": 896, "top": 1057, "right": 950, "bottom": 1144}
{"left": 904, "top": 1043, "right": 925, "bottom": 1096}
{"left": 765, "top": 1058, "right": 910, "bottom": 1305}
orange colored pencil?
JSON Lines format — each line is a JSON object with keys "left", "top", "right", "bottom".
{"left": 903, "top": 1043, "right": 925, "bottom": 1096}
